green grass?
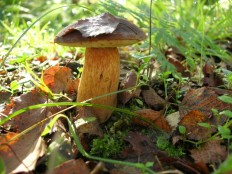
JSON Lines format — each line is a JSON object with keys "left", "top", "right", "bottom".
{"left": 1, "top": 0, "right": 231, "bottom": 72}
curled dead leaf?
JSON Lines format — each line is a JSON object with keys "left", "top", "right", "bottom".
{"left": 202, "top": 61, "right": 223, "bottom": 87}
{"left": 134, "top": 109, "right": 171, "bottom": 132}
{"left": 43, "top": 66, "right": 74, "bottom": 94}
{"left": 141, "top": 87, "right": 165, "bottom": 110}
{"left": 165, "top": 46, "right": 190, "bottom": 77}
{"left": 118, "top": 70, "right": 141, "bottom": 105}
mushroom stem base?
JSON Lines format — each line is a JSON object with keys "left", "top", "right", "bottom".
{"left": 77, "top": 47, "right": 120, "bottom": 123}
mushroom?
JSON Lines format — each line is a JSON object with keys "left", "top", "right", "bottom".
{"left": 54, "top": 13, "right": 146, "bottom": 123}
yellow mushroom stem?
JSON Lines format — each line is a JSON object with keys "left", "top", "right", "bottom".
{"left": 77, "top": 47, "right": 120, "bottom": 123}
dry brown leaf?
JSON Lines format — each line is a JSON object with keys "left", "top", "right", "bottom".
{"left": 118, "top": 70, "right": 141, "bottom": 105}
{"left": 202, "top": 61, "right": 223, "bottom": 87}
{"left": 51, "top": 159, "right": 90, "bottom": 174}
{"left": 36, "top": 55, "right": 47, "bottom": 63}
{"left": 124, "top": 131, "right": 157, "bottom": 155}
{"left": 123, "top": 132, "right": 208, "bottom": 174}
{"left": 167, "top": 57, "right": 190, "bottom": 77}
{"left": 0, "top": 91, "right": 11, "bottom": 104}
{"left": 43, "top": 66, "right": 74, "bottom": 94}
{"left": 179, "top": 110, "right": 213, "bottom": 140}
{"left": 180, "top": 87, "right": 232, "bottom": 125}
{"left": 135, "top": 109, "right": 171, "bottom": 132}
{"left": 190, "top": 140, "right": 227, "bottom": 164}
{"left": 123, "top": 131, "right": 161, "bottom": 173}
{"left": 177, "top": 87, "right": 232, "bottom": 141}
{"left": 165, "top": 47, "right": 190, "bottom": 77}
{"left": 141, "top": 87, "right": 165, "bottom": 110}
{"left": 0, "top": 90, "right": 62, "bottom": 173}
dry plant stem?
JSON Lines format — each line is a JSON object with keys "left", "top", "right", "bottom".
{"left": 77, "top": 48, "right": 120, "bottom": 123}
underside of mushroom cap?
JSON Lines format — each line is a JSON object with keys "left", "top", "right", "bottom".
{"left": 54, "top": 13, "right": 146, "bottom": 47}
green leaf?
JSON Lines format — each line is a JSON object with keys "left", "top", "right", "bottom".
{"left": 0, "top": 158, "right": 5, "bottom": 174}
{"left": 145, "top": 162, "right": 154, "bottom": 168}
{"left": 220, "top": 110, "right": 232, "bottom": 118}
{"left": 218, "top": 95, "right": 232, "bottom": 104}
{"left": 135, "top": 99, "right": 143, "bottom": 106}
{"left": 198, "top": 122, "right": 211, "bottom": 129}
{"left": 10, "top": 80, "right": 19, "bottom": 92}
{"left": 163, "top": 71, "right": 172, "bottom": 78}
{"left": 214, "top": 154, "right": 232, "bottom": 174}
{"left": 218, "top": 126, "right": 232, "bottom": 139}
{"left": 212, "top": 108, "right": 218, "bottom": 115}
{"left": 178, "top": 125, "right": 186, "bottom": 134}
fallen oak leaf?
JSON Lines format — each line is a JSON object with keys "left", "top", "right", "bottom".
{"left": 178, "top": 110, "right": 213, "bottom": 140}
{"left": 0, "top": 90, "right": 62, "bottom": 173}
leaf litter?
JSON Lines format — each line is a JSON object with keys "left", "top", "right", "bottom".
{"left": 0, "top": 66, "right": 75, "bottom": 173}
{"left": 1, "top": 63, "right": 232, "bottom": 174}
{"left": 1, "top": 44, "right": 232, "bottom": 174}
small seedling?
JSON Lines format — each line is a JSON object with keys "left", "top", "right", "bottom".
{"left": 178, "top": 125, "right": 186, "bottom": 135}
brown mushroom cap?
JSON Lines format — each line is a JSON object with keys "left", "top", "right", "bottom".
{"left": 54, "top": 13, "right": 146, "bottom": 47}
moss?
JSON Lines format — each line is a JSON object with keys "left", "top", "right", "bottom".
{"left": 90, "top": 132, "right": 126, "bottom": 158}
{"left": 156, "top": 136, "right": 185, "bottom": 157}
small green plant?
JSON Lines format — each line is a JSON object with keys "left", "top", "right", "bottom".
{"left": 178, "top": 125, "right": 186, "bottom": 135}
{"left": 214, "top": 154, "right": 232, "bottom": 174}
{"left": 90, "top": 133, "right": 125, "bottom": 158}
{"left": 156, "top": 136, "right": 185, "bottom": 157}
